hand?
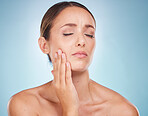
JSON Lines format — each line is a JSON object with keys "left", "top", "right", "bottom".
{"left": 52, "top": 49, "right": 79, "bottom": 114}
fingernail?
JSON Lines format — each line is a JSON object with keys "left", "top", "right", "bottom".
{"left": 58, "top": 49, "right": 62, "bottom": 55}
{"left": 66, "top": 62, "right": 69, "bottom": 67}
{"left": 62, "top": 53, "right": 65, "bottom": 59}
{"left": 55, "top": 52, "right": 57, "bottom": 58}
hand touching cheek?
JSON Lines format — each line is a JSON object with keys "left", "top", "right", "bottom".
{"left": 52, "top": 49, "right": 79, "bottom": 115}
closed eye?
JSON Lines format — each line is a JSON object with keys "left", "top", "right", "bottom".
{"left": 63, "top": 33, "right": 73, "bottom": 36}
{"left": 85, "top": 34, "right": 94, "bottom": 38}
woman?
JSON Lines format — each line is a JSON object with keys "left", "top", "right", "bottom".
{"left": 8, "top": 1, "right": 139, "bottom": 116}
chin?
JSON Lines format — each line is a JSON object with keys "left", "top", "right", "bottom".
{"left": 70, "top": 61, "right": 89, "bottom": 72}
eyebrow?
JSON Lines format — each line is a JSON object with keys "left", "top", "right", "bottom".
{"left": 60, "top": 23, "right": 95, "bottom": 29}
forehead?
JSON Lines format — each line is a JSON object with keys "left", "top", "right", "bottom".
{"left": 52, "top": 6, "right": 95, "bottom": 29}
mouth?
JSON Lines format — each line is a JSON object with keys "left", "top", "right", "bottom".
{"left": 72, "top": 51, "right": 88, "bottom": 58}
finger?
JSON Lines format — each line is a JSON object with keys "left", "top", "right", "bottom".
{"left": 60, "top": 52, "right": 66, "bottom": 86}
{"left": 57, "top": 49, "right": 62, "bottom": 84}
{"left": 53, "top": 52, "right": 58, "bottom": 71}
{"left": 53, "top": 52, "right": 58, "bottom": 82}
{"left": 65, "top": 62, "right": 72, "bottom": 85}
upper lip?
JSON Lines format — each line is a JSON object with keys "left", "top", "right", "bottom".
{"left": 72, "top": 51, "right": 88, "bottom": 56}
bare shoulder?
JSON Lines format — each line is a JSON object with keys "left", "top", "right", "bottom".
{"left": 90, "top": 79, "right": 139, "bottom": 116}
{"left": 109, "top": 100, "right": 139, "bottom": 116}
{"left": 7, "top": 87, "right": 41, "bottom": 116}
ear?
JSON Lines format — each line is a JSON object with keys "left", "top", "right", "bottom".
{"left": 38, "top": 37, "right": 50, "bottom": 54}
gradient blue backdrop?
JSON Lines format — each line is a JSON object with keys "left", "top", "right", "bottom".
{"left": 0, "top": 0, "right": 148, "bottom": 115}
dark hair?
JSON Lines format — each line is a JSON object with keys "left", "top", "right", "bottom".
{"left": 40, "top": 1, "right": 96, "bottom": 63}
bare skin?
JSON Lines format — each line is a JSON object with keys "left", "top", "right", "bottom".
{"left": 7, "top": 7, "right": 139, "bottom": 116}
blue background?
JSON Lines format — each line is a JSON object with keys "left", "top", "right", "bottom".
{"left": 0, "top": 0, "right": 148, "bottom": 115}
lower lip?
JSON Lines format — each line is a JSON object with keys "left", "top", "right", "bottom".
{"left": 72, "top": 54, "right": 87, "bottom": 58}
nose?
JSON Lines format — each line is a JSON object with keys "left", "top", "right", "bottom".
{"left": 75, "top": 34, "right": 86, "bottom": 47}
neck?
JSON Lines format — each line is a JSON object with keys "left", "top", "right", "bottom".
{"left": 71, "top": 70, "right": 92, "bottom": 103}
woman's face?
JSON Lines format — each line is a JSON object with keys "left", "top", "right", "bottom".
{"left": 48, "top": 6, "right": 96, "bottom": 72}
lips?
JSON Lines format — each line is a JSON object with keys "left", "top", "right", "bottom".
{"left": 72, "top": 51, "right": 87, "bottom": 56}
{"left": 72, "top": 51, "right": 88, "bottom": 58}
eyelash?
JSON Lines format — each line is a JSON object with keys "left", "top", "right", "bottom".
{"left": 63, "top": 33, "right": 94, "bottom": 38}
{"left": 63, "top": 33, "right": 73, "bottom": 36}
{"left": 84, "top": 34, "right": 94, "bottom": 38}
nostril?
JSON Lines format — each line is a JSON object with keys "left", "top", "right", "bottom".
{"left": 77, "top": 43, "right": 85, "bottom": 47}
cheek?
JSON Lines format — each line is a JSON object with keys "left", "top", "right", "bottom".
{"left": 92, "top": 41, "right": 96, "bottom": 52}
{"left": 88, "top": 40, "right": 96, "bottom": 54}
{"left": 52, "top": 43, "right": 71, "bottom": 60}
